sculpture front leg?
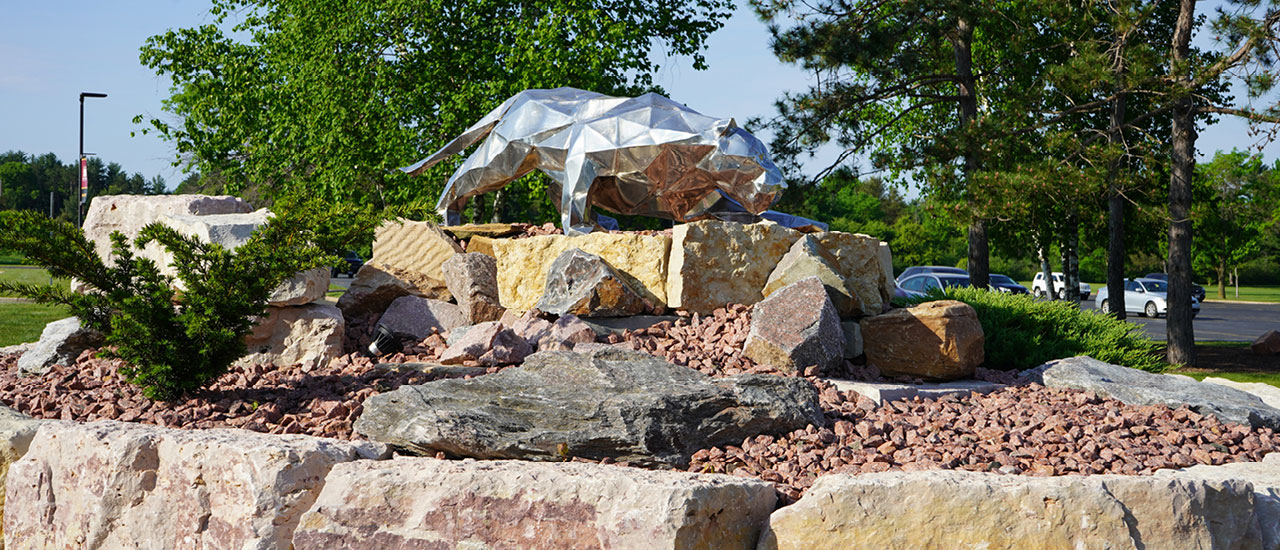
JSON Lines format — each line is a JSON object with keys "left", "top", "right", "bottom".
{"left": 561, "top": 152, "right": 598, "bottom": 236}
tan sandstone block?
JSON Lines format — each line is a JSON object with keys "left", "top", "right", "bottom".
{"left": 493, "top": 233, "right": 671, "bottom": 311}
{"left": 3, "top": 421, "right": 386, "bottom": 550}
{"left": 370, "top": 219, "right": 463, "bottom": 293}
{"left": 759, "top": 469, "right": 1261, "bottom": 550}
{"left": 293, "top": 458, "right": 775, "bottom": 550}
{"left": 810, "top": 231, "right": 885, "bottom": 317}
{"left": 667, "top": 220, "right": 801, "bottom": 314}
{"left": 860, "top": 299, "right": 985, "bottom": 380}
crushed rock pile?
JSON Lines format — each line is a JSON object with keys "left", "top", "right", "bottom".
{"left": 687, "top": 379, "right": 1280, "bottom": 502}
{"left": 0, "top": 349, "right": 492, "bottom": 440}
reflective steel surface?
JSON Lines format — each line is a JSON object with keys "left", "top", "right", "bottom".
{"left": 402, "top": 87, "right": 786, "bottom": 234}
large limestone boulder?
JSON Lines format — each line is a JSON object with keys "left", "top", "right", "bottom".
{"left": 80, "top": 194, "right": 252, "bottom": 269}
{"left": 1254, "top": 330, "right": 1280, "bottom": 355}
{"left": 744, "top": 276, "right": 844, "bottom": 375}
{"left": 441, "top": 253, "right": 504, "bottom": 324}
{"left": 148, "top": 209, "right": 272, "bottom": 278}
{"left": 17, "top": 317, "right": 103, "bottom": 375}
{"left": 1024, "top": 355, "right": 1280, "bottom": 429}
{"left": 355, "top": 347, "right": 824, "bottom": 467}
{"left": 811, "top": 231, "right": 885, "bottom": 317}
{"left": 859, "top": 300, "right": 984, "bottom": 380}
{"left": 367, "top": 218, "right": 462, "bottom": 298}
{"left": 493, "top": 232, "right": 671, "bottom": 311}
{"left": 757, "top": 469, "right": 1262, "bottom": 550}
{"left": 239, "top": 303, "right": 344, "bottom": 367}
{"left": 441, "top": 223, "right": 522, "bottom": 239}
{"left": 375, "top": 295, "right": 465, "bottom": 342}
{"left": 3, "top": 421, "right": 386, "bottom": 550}
{"left": 537, "top": 248, "right": 648, "bottom": 317}
{"left": 142, "top": 208, "right": 329, "bottom": 305}
{"left": 0, "top": 407, "right": 50, "bottom": 548}
{"left": 762, "top": 236, "right": 854, "bottom": 316}
{"left": 1172, "top": 459, "right": 1280, "bottom": 550}
{"left": 293, "top": 458, "right": 776, "bottom": 550}
{"left": 667, "top": 220, "right": 801, "bottom": 314}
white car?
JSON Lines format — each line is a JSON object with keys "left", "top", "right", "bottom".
{"left": 1031, "top": 272, "right": 1092, "bottom": 300}
{"left": 1095, "top": 278, "right": 1200, "bottom": 318}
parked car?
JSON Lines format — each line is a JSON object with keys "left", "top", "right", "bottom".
{"left": 332, "top": 250, "right": 364, "bottom": 278}
{"left": 1031, "top": 272, "right": 1092, "bottom": 300}
{"left": 1096, "top": 278, "right": 1200, "bottom": 318}
{"left": 896, "top": 273, "right": 972, "bottom": 299}
{"left": 989, "top": 274, "right": 1028, "bottom": 294}
{"left": 1141, "top": 273, "right": 1207, "bottom": 303}
{"left": 896, "top": 266, "right": 968, "bottom": 285}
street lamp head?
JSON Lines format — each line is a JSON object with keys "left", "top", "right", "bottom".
{"left": 79, "top": 92, "right": 107, "bottom": 99}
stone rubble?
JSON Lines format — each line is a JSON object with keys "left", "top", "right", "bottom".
{"left": 441, "top": 252, "right": 505, "bottom": 324}
{"left": 537, "top": 248, "right": 649, "bottom": 317}
{"left": 860, "top": 299, "right": 985, "bottom": 380}
{"left": 744, "top": 276, "right": 845, "bottom": 375}
{"left": 1255, "top": 329, "right": 1280, "bottom": 355}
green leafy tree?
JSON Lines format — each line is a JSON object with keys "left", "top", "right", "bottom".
{"left": 1193, "top": 150, "right": 1276, "bottom": 298}
{"left": 138, "top": 0, "right": 732, "bottom": 217}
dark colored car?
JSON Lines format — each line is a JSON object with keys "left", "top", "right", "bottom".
{"left": 896, "top": 273, "right": 972, "bottom": 299}
{"left": 1142, "top": 273, "right": 1206, "bottom": 303}
{"left": 332, "top": 251, "right": 364, "bottom": 278}
{"left": 989, "top": 273, "right": 1028, "bottom": 294}
{"left": 896, "top": 265, "right": 968, "bottom": 285}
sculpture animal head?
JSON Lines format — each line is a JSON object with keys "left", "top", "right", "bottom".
{"left": 700, "top": 120, "right": 785, "bottom": 216}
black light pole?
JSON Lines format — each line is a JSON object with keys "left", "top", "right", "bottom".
{"left": 78, "top": 92, "right": 107, "bottom": 228}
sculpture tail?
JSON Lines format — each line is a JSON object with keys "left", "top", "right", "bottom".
{"left": 399, "top": 95, "right": 519, "bottom": 176}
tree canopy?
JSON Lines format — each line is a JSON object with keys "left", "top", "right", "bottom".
{"left": 138, "top": 0, "right": 733, "bottom": 214}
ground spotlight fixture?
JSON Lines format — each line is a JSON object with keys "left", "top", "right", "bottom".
{"left": 366, "top": 324, "right": 402, "bottom": 357}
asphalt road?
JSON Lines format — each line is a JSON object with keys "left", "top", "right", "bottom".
{"left": 330, "top": 273, "right": 355, "bottom": 290}
{"left": 1078, "top": 299, "right": 1279, "bottom": 342}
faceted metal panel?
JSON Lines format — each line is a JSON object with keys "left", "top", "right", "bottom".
{"left": 402, "top": 87, "right": 786, "bottom": 234}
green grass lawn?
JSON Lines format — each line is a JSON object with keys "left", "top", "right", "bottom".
{"left": 0, "top": 252, "right": 26, "bottom": 265}
{"left": 0, "top": 302, "right": 69, "bottom": 347}
{"left": 0, "top": 266, "right": 68, "bottom": 297}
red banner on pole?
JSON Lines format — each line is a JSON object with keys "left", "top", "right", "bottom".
{"left": 79, "top": 156, "right": 88, "bottom": 205}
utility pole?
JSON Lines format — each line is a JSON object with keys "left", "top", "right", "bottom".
{"left": 78, "top": 92, "right": 108, "bottom": 228}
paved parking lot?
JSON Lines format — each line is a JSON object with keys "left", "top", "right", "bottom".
{"left": 1080, "top": 299, "right": 1279, "bottom": 342}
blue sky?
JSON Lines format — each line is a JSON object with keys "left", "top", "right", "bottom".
{"left": 1, "top": 1, "right": 1276, "bottom": 190}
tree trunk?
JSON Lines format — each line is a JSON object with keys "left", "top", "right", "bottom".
{"left": 1036, "top": 231, "right": 1056, "bottom": 299}
{"left": 952, "top": 16, "right": 989, "bottom": 290}
{"left": 490, "top": 190, "right": 506, "bottom": 224}
{"left": 1106, "top": 56, "right": 1128, "bottom": 319}
{"left": 1217, "top": 258, "right": 1227, "bottom": 299}
{"left": 1167, "top": 0, "right": 1196, "bottom": 366}
{"left": 1061, "top": 212, "right": 1081, "bottom": 305}
{"left": 1107, "top": 193, "right": 1127, "bottom": 318}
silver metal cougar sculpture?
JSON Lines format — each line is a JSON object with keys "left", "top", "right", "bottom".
{"left": 401, "top": 87, "right": 786, "bottom": 234}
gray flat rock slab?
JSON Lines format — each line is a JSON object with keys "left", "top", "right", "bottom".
{"left": 1024, "top": 355, "right": 1280, "bottom": 429}
{"left": 824, "top": 378, "right": 1004, "bottom": 406}
{"left": 582, "top": 315, "right": 679, "bottom": 337}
